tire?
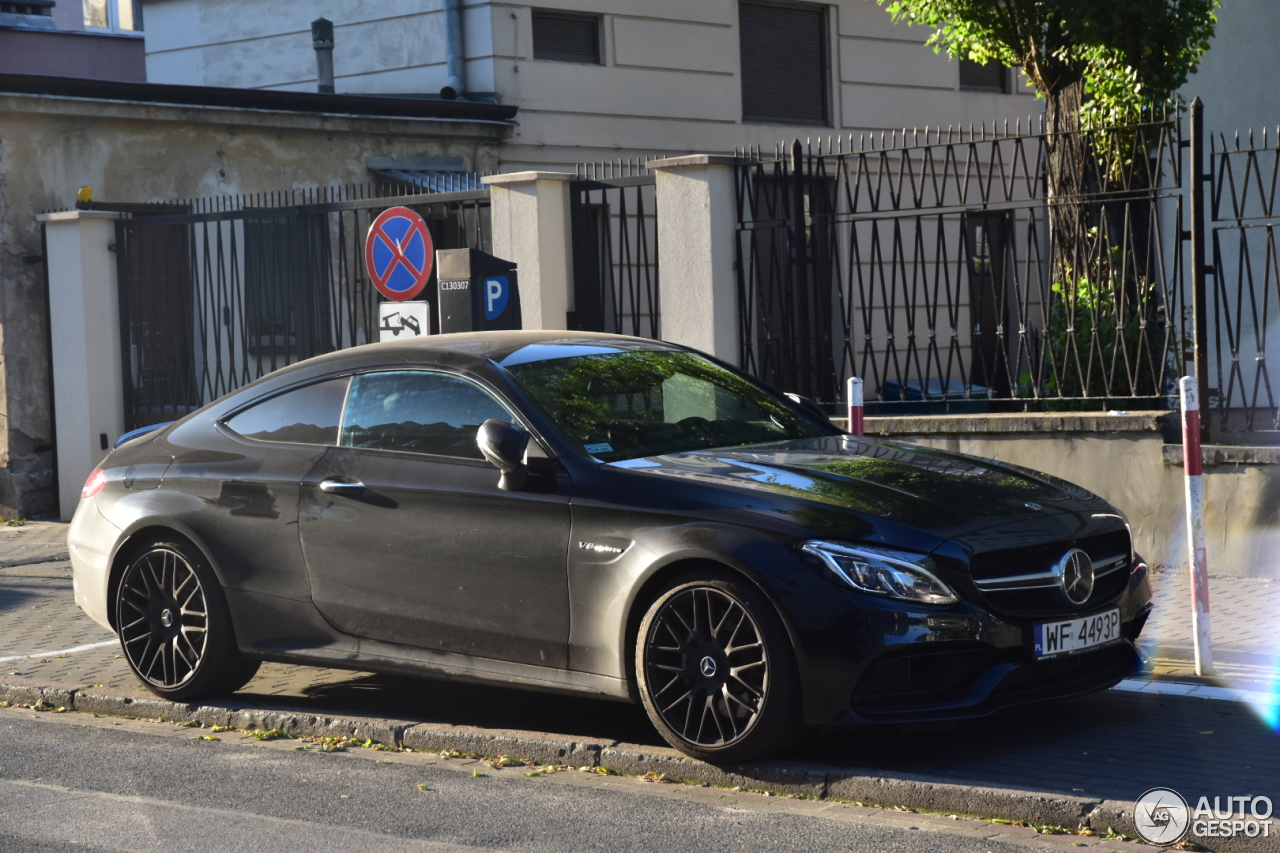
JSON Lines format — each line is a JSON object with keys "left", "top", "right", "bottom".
{"left": 115, "top": 538, "right": 260, "bottom": 700}
{"left": 635, "top": 571, "right": 801, "bottom": 764}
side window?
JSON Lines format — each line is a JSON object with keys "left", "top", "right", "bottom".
{"left": 225, "top": 378, "right": 349, "bottom": 445}
{"left": 340, "top": 371, "right": 514, "bottom": 460}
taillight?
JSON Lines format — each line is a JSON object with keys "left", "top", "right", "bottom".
{"left": 81, "top": 468, "right": 107, "bottom": 499}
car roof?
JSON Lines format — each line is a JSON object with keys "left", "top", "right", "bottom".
{"left": 307, "top": 330, "right": 680, "bottom": 368}
{"left": 229, "top": 331, "right": 685, "bottom": 397}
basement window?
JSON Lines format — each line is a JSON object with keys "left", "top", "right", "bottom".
{"left": 740, "top": 1, "right": 830, "bottom": 126}
{"left": 959, "top": 59, "right": 1009, "bottom": 94}
{"left": 532, "top": 9, "right": 602, "bottom": 64}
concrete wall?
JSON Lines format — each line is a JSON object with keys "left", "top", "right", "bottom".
{"left": 852, "top": 412, "right": 1280, "bottom": 579}
{"left": 140, "top": 0, "right": 1038, "bottom": 171}
{"left": 0, "top": 91, "right": 507, "bottom": 517}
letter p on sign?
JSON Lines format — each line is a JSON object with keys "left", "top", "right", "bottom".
{"left": 483, "top": 275, "right": 510, "bottom": 321}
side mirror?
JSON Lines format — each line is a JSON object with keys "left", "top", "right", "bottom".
{"left": 477, "top": 419, "right": 530, "bottom": 491}
{"left": 785, "top": 392, "right": 829, "bottom": 422}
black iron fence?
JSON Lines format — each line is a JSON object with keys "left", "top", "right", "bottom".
{"left": 112, "top": 184, "right": 489, "bottom": 430}
{"left": 1208, "top": 126, "right": 1280, "bottom": 436}
{"left": 569, "top": 160, "right": 659, "bottom": 338}
{"left": 84, "top": 108, "right": 1280, "bottom": 440}
{"left": 734, "top": 113, "right": 1188, "bottom": 414}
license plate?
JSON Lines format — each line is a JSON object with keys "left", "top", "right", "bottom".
{"left": 1033, "top": 609, "right": 1122, "bottom": 658}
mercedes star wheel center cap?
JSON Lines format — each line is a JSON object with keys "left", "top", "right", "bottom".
{"left": 1057, "top": 548, "right": 1095, "bottom": 605}
{"left": 699, "top": 656, "right": 718, "bottom": 678}
{"left": 160, "top": 609, "right": 174, "bottom": 628}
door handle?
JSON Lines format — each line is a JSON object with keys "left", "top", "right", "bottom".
{"left": 318, "top": 478, "right": 365, "bottom": 495}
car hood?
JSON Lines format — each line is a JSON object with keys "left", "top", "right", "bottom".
{"left": 607, "top": 434, "right": 1110, "bottom": 542}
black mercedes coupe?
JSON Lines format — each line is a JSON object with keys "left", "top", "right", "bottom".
{"left": 70, "top": 332, "right": 1151, "bottom": 763}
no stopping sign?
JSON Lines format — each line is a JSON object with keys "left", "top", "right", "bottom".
{"left": 365, "top": 206, "right": 434, "bottom": 301}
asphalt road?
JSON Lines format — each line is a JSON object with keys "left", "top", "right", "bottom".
{"left": 0, "top": 707, "right": 1089, "bottom": 853}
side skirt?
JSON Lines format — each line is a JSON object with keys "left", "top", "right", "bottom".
{"left": 253, "top": 636, "right": 633, "bottom": 703}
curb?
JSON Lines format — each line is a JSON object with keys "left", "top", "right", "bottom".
{"left": 3, "top": 682, "right": 1274, "bottom": 853}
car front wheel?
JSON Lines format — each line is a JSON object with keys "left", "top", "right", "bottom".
{"left": 115, "top": 538, "right": 260, "bottom": 700}
{"left": 636, "top": 571, "right": 801, "bottom": 764}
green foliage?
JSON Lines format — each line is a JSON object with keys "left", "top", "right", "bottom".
{"left": 878, "top": 0, "right": 1218, "bottom": 119}
{"left": 1020, "top": 251, "right": 1161, "bottom": 403}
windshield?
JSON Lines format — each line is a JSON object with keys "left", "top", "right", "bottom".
{"left": 503, "top": 349, "right": 838, "bottom": 461}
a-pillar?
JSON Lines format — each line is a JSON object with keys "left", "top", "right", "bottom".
{"left": 37, "top": 210, "right": 126, "bottom": 521}
{"left": 484, "top": 171, "right": 575, "bottom": 331}
{"left": 647, "top": 154, "right": 740, "bottom": 364}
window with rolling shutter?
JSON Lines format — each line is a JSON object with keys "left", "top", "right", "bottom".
{"left": 739, "top": 1, "right": 829, "bottom": 126}
{"left": 532, "top": 9, "right": 602, "bottom": 64}
{"left": 959, "top": 59, "right": 1009, "bottom": 93}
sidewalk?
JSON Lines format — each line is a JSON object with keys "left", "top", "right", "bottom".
{"left": 1141, "top": 568, "right": 1279, "bottom": 689}
{"left": 2, "top": 519, "right": 1277, "bottom": 853}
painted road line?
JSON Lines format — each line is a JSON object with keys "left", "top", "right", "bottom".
{"left": 0, "top": 640, "right": 117, "bottom": 664}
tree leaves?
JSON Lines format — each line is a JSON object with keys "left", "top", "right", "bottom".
{"left": 878, "top": 0, "right": 1219, "bottom": 119}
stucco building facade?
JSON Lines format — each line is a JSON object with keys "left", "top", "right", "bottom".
{"left": 138, "top": 0, "right": 1040, "bottom": 170}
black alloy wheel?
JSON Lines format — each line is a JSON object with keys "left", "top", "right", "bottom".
{"left": 115, "top": 539, "right": 260, "bottom": 700}
{"left": 636, "top": 572, "right": 800, "bottom": 763}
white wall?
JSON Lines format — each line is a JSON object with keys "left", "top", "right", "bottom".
{"left": 1179, "top": 0, "right": 1280, "bottom": 135}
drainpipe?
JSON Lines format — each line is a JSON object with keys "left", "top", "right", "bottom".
{"left": 441, "top": 0, "right": 465, "bottom": 100}
{"left": 312, "top": 18, "right": 335, "bottom": 94}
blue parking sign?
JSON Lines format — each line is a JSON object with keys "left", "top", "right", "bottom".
{"left": 483, "top": 275, "right": 510, "bottom": 321}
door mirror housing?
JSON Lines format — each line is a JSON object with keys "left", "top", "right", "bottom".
{"left": 477, "top": 419, "right": 530, "bottom": 490}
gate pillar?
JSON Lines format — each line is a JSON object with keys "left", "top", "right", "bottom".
{"left": 648, "top": 155, "right": 739, "bottom": 364}
{"left": 37, "top": 210, "right": 126, "bottom": 520}
{"left": 484, "top": 171, "right": 575, "bottom": 331}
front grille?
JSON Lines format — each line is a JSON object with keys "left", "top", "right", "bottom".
{"left": 989, "top": 644, "right": 1139, "bottom": 700}
{"left": 969, "top": 529, "right": 1132, "bottom": 619}
{"left": 969, "top": 529, "right": 1129, "bottom": 581}
{"left": 852, "top": 647, "right": 991, "bottom": 712}
{"left": 980, "top": 568, "right": 1130, "bottom": 618}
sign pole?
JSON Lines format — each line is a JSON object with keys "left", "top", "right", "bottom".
{"left": 846, "top": 377, "right": 864, "bottom": 436}
{"left": 1179, "top": 376, "right": 1214, "bottom": 676}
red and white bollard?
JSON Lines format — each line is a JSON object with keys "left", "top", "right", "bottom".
{"left": 1180, "top": 375, "right": 1214, "bottom": 676}
{"left": 846, "top": 377, "right": 864, "bottom": 436}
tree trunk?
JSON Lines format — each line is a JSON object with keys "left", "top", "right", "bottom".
{"left": 1043, "top": 76, "right": 1087, "bottom": 290}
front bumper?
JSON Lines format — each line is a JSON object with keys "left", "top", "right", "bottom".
{"left": 775, "top": 561, "right": 1153, "bottom": 728}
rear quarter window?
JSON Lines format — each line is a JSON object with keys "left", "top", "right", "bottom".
{"left": 225, "top": 378, "right": 350, "bottom": 445}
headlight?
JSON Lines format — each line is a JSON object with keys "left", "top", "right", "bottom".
{"left": 800, "top": 541, "right": 958, "bottom": 605}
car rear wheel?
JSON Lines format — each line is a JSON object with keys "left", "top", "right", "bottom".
{"left": 636, "top": 572, "right": 801, "bottom": 764}
{"left": 115, "top": 539, "right": 259, "bottom": 700}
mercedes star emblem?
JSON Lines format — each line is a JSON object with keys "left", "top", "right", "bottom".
{"left": 1056, "top": 548, "right": 1095, "bottom": 605}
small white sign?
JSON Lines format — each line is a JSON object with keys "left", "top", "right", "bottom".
{"left": 378, "top": 300, "right": 430, "bottom": 342}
